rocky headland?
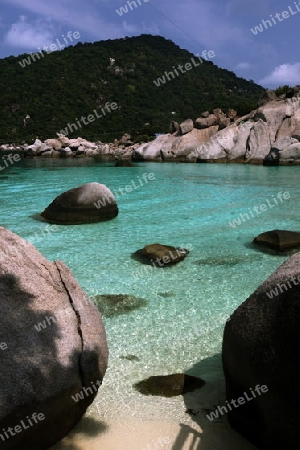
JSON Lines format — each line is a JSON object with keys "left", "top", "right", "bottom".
{"left": 1, "top": 86, "right": 300, "bottom": 165}
{"left": 134, "top": 86, "right": 300, "bottom": 164}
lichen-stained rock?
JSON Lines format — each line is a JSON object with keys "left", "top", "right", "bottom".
{"left": 41, "top": 182, "right": 118, "bottom": 224}
{"left": 0, "top": 226, "right": 108, "bottom": 450}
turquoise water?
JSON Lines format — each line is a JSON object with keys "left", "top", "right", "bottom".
{"left": 1, "top": 158, "right": 299, "bottom": 420}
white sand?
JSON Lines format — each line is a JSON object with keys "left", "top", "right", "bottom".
{"left": 51, "top": 385, "right": 258, "bottom": 450}
{"left": 51, "top": 417, "right": 257, "bottom": 450}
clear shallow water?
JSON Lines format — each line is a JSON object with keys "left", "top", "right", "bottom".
{"left": 1, "top": 159, "right": 299, "bottom": 421}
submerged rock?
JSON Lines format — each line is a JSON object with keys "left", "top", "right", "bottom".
{"left": 134, "top": 374, "right": 205, "bottom": 397}
{"left": 119, "top": 354, "right": 140, "bottom": 361}
{"left": 254, "top": 229, "right": 300, "bottom": 251}
{"left": 192, "top": 254, "right": 262, "bottom": 266}
{"left": 222, "top": 252, "right": 300, "bottom": 449}
{"left": 157, "top": 292, "right": 175, "bottom": 298}
{"left": 0, "top": 226, "right": 108, "bottom": 450}
{"left": 41, "top": 182, "right": 118, "bottom": 224}
{"left": 133, "top": 243, "right": 190, "bottom": 267}
{"left": 92, "top": 294, "right": 148, "bottom": 317}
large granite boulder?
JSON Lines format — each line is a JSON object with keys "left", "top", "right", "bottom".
{"left": 0, "top": 226, "right": 108, "bottom": 450}
{"left": 272, "top": 136, "right": 298, "bottom": 151}
{"left": 179, "top": 119, "right": 194, "bottom": 135}
{"left": 264, "top": 137, "right": 300, "bottom": 165}
{"left": 228, "top": 109, "right": 238, "bottom": 120}
{"left": 245, "top": 120, "right": 271, "bottom": 161}
{"left": 222, "top": 252, "right": 300, "bottom": 449}
{"left": 44, "top": 139, "right": 62, "bottom": 151}
{"left": 133, "top": 243, "right": 190, "bottom": 267}
{"left": 206, "top": 114, "right": 218, "bottom": 127}
{"left": 190, "top": 124, "right": 238, "bottom": 162}
{"left": 279, "top": 143, "right": 300, "bottom": 160}
{"left": 195, "top": 117, "right": 210, "bottom": 129}
{"left": 25, "top": 139, "right": 43, "bottom": 156}
{"left": 41, "top": 182, "right": 118, "bottom": 224}
{"left": 35, "top": 143, "right": 52, "bottom": 155}
{"left": 254, "top": 229, "right": 300, "bottom": 251}
{"left": 133, "top": 127, "right": 219, "bottom": 161}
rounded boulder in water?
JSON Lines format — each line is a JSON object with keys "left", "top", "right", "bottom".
{"left": 41, "top": 182, "right": 118, "bottom": 224}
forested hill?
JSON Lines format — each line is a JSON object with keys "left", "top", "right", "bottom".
{"left": 0, "top": 34, "right": 265, "bottom": 143}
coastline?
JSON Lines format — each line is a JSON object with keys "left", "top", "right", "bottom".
{"left": 2, "top": 91, "right": 300, "bottom": 165}
{"left": 1, "top": 149, "right": 300, "bottom": 165}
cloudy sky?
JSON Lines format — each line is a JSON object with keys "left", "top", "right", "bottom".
{"left": 0, "top": 0, "right": 299, "bottom": 88}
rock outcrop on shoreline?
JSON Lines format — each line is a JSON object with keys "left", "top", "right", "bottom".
{"left": 2, "top": 87, "right": 300, "bottom": 164}
{"left": 134, "top": 88, "right": 300, "bottom": 164}
{"left": 0, "top": 227, "right": 108, "bottom": 450}
{"left": 222, "top": 251, "right": 300, "bottom": 449}
{"left": 0, "top": 134, "right": 140, "bottom": 161}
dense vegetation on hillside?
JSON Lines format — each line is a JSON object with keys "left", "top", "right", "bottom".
{"left": 0, "top": 34, "right": 265, "bottom": 143}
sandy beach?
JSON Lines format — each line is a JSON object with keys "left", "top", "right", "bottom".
{"left": 51, "top": 378, "right": 258, "bottom": 450}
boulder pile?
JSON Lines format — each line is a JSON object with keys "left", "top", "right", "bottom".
{"left": 134, "top": 87, "right": 300, "bottom": 164}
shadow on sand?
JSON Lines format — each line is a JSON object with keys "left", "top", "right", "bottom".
{"left": 171, "top": 354, "right": 258, "bottom": 450}
{"left": 50, "top": 416, "right": 108, "bottom": 450}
